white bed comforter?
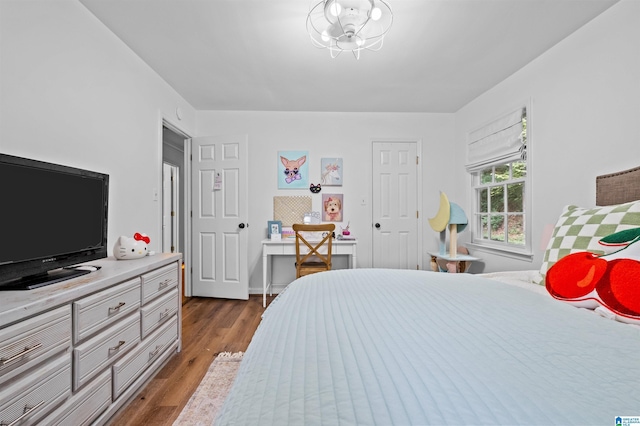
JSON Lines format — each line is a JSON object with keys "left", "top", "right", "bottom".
{"left": 215, "top": 269, "right": 640, "bottom": 425}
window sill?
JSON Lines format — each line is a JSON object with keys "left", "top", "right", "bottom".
{"left": 466, "top": 242, "right": 534, "bottom": 262}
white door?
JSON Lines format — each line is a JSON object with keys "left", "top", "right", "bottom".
{"left": 372, "top": 141, "right": 421, "bottom": 269}
{"left": 190, "top": 134, "right": 249, "bottom": 299}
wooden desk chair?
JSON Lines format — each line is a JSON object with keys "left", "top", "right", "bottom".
{"left": 292, "top": 223, "right": 335, "bottom": 278}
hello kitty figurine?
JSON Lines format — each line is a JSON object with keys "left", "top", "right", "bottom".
{"left": 113, "top": 233, "right": 150, "bottom": 260}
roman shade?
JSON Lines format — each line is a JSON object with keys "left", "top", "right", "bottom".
{"left": 466, "top": 107, "right": 526, "bottom": 172}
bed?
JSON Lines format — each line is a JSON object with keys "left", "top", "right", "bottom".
{"left": 215, "top": 167, "right": 640, "bottom": 426}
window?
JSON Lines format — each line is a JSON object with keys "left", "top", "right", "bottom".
{"left": 474, "top": 160, "right": 526, "bottom": 246}
{"left": 466, "top": 106, "right": 531, "bottom": 256}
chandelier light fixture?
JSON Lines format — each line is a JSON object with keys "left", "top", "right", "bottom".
{"left": 306, "top": 0, "right": 393, "bottom": 59}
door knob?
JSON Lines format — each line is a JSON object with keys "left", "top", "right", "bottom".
{"left": 238, "top": 223, "right": 245, "bottom": 229}
{"left": 375, "top": 223, "right": 381, "bottom": 229}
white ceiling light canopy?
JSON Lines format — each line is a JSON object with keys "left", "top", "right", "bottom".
{"left": 307, "top": 0, "right": 393, "bottom": 59}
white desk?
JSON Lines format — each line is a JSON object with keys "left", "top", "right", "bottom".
{"left": 262, "top": 238, "right": 357, "bottom": 307}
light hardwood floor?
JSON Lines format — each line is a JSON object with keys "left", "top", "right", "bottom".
{"left": 107, "top": 295, "right": 275, "bottom": 425}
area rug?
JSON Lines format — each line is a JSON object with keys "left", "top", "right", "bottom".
{"left": 173, "top": 351, "right": 243, "bottom": 426}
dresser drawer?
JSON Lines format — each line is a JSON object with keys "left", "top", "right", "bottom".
{"left": 281, "top": 244, "right": 296, "bottom": 255}
{"left": 0, "top": 305, "right": 71, "bottom": 386}
{"left": 335, "top": 245, "right": 355, "bottom": 255}
{"left": 112, "top": 317, "right": 178, "bottom": 399}
{"left": 48, "top": 369, "right": 111, "bottom": 426}
{"left": 141, "top": 263, "right": 179, "bottom": 304}
{"left": 283, "top": 243, "right": 331, "bottom": 255}
{"left": 0, "top": 353, "right": 71, "bottom": 426}
{"left": 73, "top": 313, "right": 141, "bottom": 391}
{"left": 140, "top": 288, "right": 179, "bottom": 339}
{"left": 73, "top": 278, "right": 141, "bottom": 343}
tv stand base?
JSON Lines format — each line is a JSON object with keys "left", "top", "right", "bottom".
{"left": 0, "top": 268, "right": 91, "bottom": 290}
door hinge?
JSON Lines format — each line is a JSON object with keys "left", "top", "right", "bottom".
{"left": 171, "top": 211, "right": 175, "bottom": 217}
{"left": 417, "top": 264, "right": 419, "bottom": 270}
{"left": 416, "top": 211, "right": 419, "bottom": 219}
{"left": 416, "top": 156, "right": 419, "bottom": 165}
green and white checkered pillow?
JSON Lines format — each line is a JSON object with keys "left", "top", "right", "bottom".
{"left": 540, "top": 201, "right": 640, "bottom": 277}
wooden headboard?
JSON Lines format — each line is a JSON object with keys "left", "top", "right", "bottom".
{"left": 596, "top": 166, "right": 640, "bottom": 206}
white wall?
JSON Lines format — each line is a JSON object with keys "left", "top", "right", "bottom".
{"left": 0, "top": 0, "right": 196, "bottom": 255}
{"left": 4, "top": 0, "right": 635, "bottom": 292}
{"left": 195, "top": 111, "right": 454, "bottom": 293}
{"left": 454, "top": 0, "right": 640, "bottom": 272}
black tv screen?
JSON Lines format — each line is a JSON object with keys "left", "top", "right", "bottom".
{"left": 0, "top": 153, "right": 109, "bottom": 290}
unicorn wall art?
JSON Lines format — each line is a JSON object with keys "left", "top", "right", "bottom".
{"left": 320, "top": 158, "right": 343, "bottom": 186}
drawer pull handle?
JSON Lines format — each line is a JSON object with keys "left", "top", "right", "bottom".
{"left": 1, "top": 343, "right": 43, "bottom": 366}
{"left": 149, "top": 345, "right": 162, "bottom": 359}
{"left": 109, "top": 302, "right": 126, "bottom": 313}
{"left": 159, "top": 308, "right": 171, "bottom": 319}
{"left": 1, "top": 400, "right": 45, "bottom": 426}
{"left": 158, "top": 279, "right": 171, "bottom": 289}
{"left": 109, "top": 340, "right": 126, "bottom": 352}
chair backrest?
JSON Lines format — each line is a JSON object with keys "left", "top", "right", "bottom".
{"left": 292, "top": 223, "right": 335, "bottom": 278}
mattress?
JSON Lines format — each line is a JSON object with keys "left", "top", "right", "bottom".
{"left": 215, "top": 269, "right": 640, "bottom": 425}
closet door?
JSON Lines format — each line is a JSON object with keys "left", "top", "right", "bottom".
{"left": 372, "top": 141, "right": 421, "bottom": 269}
{"left": 190, "top": 134, "right": 249, "bottom": 300}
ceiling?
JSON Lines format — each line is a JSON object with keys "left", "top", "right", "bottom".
{"left": 79, "top": 0, "right": 618, "bottom": 113}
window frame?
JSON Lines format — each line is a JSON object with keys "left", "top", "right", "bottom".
{"left": 470, "top": 162, "right": 531, "bottom": 257}
{"left": 466, "top": 103, "right": 533, "bottom": 260}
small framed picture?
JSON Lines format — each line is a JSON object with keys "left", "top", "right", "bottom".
{"left": 267, "top": 220, "right": 282, "bottom": 239}
{"left": 322, "top": 194, "right": 343, "bottom": 222}
{"left": 321, "top": 158, "right": 343, "bottom": 186}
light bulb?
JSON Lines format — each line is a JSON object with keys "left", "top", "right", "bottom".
{"left": 329, "top": 1, "right": 341, "bottom": 17}
{"left": 321, "top": 30, "right": 330, "bottom": 42}
{"left": 371, "top": 7, "right": 382, "bottom": 20}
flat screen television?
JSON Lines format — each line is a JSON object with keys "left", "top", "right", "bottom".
{"left": 0, "top": 153, "right": 109, "bottom": 290}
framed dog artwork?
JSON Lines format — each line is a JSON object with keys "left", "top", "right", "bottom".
{"left": 322, "top": 194, "right": 343, "bottom": 222}
{"left": 278, "top": 150, "right": 308, "bottom": 189}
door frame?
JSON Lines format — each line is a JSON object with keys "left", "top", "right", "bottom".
{"left": 162, "top": 162, "right": 179, "bottom": 253}
{"left": 161, "top": 118, "right": 192, "bottom": 296}
{"left": 371, "top": 139, "right": 424, "bottom": 269}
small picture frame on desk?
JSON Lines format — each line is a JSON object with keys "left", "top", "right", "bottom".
{"left": 267, "top": 220, "right": 282, "bottom": 240}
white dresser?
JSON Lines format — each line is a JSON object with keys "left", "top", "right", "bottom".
{"left": 0, "top": 254, "right": 182, "bottom": 426}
